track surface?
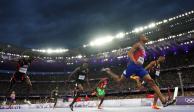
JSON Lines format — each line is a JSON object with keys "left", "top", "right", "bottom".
{"left": 0, "top": 106, "right": 193, "bottom": 112}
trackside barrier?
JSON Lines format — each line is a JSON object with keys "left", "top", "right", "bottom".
{"left": 176, "top": 96, "right": 194, "bottom": 105}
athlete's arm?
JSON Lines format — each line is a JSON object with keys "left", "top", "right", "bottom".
{"left": 67, "top": 67, "right": 80, "bottom": 81}
{"left": 145, "top": 61, "right": 155, "bottom": 70}
{"left": 128, "top": 43, "right": 140, "bottom": 64}
{"left": 94, "top": 79, "right": 103, "bottom": 89}
{"left": 86, "top": 69, "right": 91, "bottom": 90}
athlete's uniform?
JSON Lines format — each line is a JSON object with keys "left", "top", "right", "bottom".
{"left": 92, "top": 79, "right": 108, "bottom": 109}
{"left": 74, "top": 67, "right": 89, "bottom": 86}
{"left": 123, "top": 44, "right": 148, "bottom": 78}
{"left": 12, "top": 59, "right": 31, "bottom": 81}
{"left": 95, "top": 80, "right": 108, "bottom": 97}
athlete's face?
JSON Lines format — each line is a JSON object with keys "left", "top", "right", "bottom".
{"left": 159, "top": 56, "right": 165, "bottom": 63}
{"left": 82, "top": 63, "right": 88, "bottom": 69}
{"left": 140, "top": 35, "right": 149, "bottom": 43}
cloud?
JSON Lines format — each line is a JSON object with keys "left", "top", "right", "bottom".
{"left": 0, "top": 0, "right": 193, "bottom": 48}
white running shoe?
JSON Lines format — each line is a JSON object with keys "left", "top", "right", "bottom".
{"left": 24, "top": 99, "right": 31, "bottom": 105}
{"left": 2, "top": 101, "right": 7, "bottom": 105}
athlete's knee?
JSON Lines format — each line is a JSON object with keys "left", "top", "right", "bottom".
{"left": 145, "top": 78, "right": 156, "bottom": 87}
{"left": 115, "top": 78, "right": 122, "bottom": 84}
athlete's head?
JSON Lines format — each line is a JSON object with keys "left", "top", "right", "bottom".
{"left": 139, "top": 34, "right": 148, "bottom": 43}
{"left": 12, "top": 91, "right": 15, "bottom": 94}
{"left": 82, "top": 62, "right": 89, "bottom": 69}
{"left": 158, "top": 56, "right": 165, "bottom": 63}
{"left": 102, "top": 78, "right": 108, "bottom": 84}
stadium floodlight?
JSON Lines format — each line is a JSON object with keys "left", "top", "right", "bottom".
{"left": 143, "top": 26, "right": 148, "bottom": 30}
{"left": 77, "top": 54, "right": 82, "bottom": 59}
{"left": 83, "top": 45, "right": 87, "bottom": 48}
{"left": 133, "top": 28, "right": 140, "bottom": 33}
{"left": 32, "top": 48, "right": 68, "bottom": 54}
{"left": 90, "top": 35, "right": 114, "bottom": 46}
{"left": 169, "top": 18, "right": 173, "bottom": 21}
{"left": 163, "top": 19, "right": 168, "bottom": 23}
{"left": 148, "top": 22, "right": 156, "bottom": 28}
{"left": 139, "top": 27, "right": 144, "bottom": 31}
{"left": 116, "top": 32, "right": 125, "bottom": 38}
{"left": 47, "top": 49, "right": 53, "bottom": 54}
{"left": 89, "top": 42, "right": 95, "bottom": 46}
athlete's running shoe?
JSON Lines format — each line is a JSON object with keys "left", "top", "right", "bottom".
{"left": 24, "top": 99, "right": 31, "bottom": 105}
{"left": 163, "top": 99, "right": 176, "bottom": 107}
{"left": 151, "top": 104, "right": 160, "bottom": 109}
{"left": 69, "top": 104, "right": 74, "bottom": 111}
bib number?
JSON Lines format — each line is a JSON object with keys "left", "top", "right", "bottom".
{"left": 78, "top": 75, "right": 85, "bottom": 80}
{"left": 19, "top": 67, "right": 28, "bottom": 74}
{"left": 155, "top": 71, "right": 160, "bottom": 76}
{"left": 137, "top": 57, "right": 144, "bottom": 65}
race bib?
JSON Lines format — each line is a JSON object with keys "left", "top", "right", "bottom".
{"left": 19, "top": 67, "right": 28, "bottom": 74}
{"left": 137, "top": 57, "right": 144, "bottom": 65}
{"left": 155, "top": 71, "right": 160, "bottom": 76}
{"left": 78, "top": 75, "right": 85, "bottom": 80}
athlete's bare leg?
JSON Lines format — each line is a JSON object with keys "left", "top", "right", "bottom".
{"left": 103, "top": 68, "right": 126, "bottom": 83}
{"left": 143, "top": 74, "right": 166, "bottom": 103}
{"left": 98, "top": 96, "right": 104, "bottom": 109}
{"left": 153, "top": 93, "right": 159, "bottom": 106}
{"left": 69, "top": 84, "right": 84, "bottom": 111}
{"left": 130, "top": 75, "right": 141, "bottom": 88}
{"left": 24, "top": 76, "right": 32, "bottom": 101}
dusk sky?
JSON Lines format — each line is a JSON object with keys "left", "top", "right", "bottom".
{"left": 0, "top": 0, "right": 194, "bottom": 48}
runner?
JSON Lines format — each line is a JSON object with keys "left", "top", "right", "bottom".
{"left": 2, "top": 57, "right": 34, "bottom": 105}
{"left": 91, "top": 78, "right": 108, "bottom": 109}
{"left": 67, "top": 62, "right": 90, "bottom": 111}
{"left": 102, "top": 35, "right": 175, "bottom": 107}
